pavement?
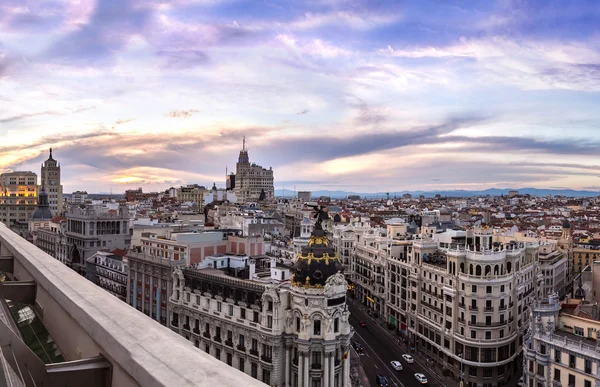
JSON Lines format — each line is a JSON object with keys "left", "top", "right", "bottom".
{"left": 347, "top": 298, "right": 454, "bottom": 387}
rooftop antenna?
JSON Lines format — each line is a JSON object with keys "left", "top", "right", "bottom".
{"left": 242, "top": 136, "right": 246, "bottom": 151}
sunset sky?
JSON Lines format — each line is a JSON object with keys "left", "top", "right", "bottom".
{"left": 1, "top": 0, "right": 600, "bottom": 193}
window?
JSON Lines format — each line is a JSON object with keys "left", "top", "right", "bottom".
{"left": 314, "top": 320, "right": 321, "bottom": 335}
{"left": 585, "top": 359, "right": 591, "bottom": 374}
{"left": 570, "top": 354, "right": 576, "bottom": 368}
{"left": 217, "top": 302, "right": 222, "bottom": 312}
{"left": 483, "top": 368, "right": 492, "bottom": 378}
{"left": 229, "top": 305, "right": 233, "bottom": 316}
{"left": 334, "top": 318, "right": 339, "bottom": 333}
{"left": 239, "top": 358, "right": 245, "bottom": 372}
{"left": 471, "top": 330, "right": 476, "bottom": 339}
{"left": 485, "top": 331, "right": 491, "bottom": 340}
{"left": 251, "top": 363, "right": 258, "bottom": 378}
{"left": 500, "top": 285, "right": 505, "bottom": 292}
{"left": 215, "top": 348, "right": 221, "bottom": 360}
{"left": 239, "top": 334, "right": 245, "bottom": 348}
{"left": 251, "top": 338, "right": 258, "bottom": 351}
{"left": 554, "top": 369, "right": 560, "bottom": 381}
{"left": 537, "top": 364, "right": 544, "bottom": 376}
{"left": 584, "top": 381, "right": 591, "bottom": 387}
{"left": 472, "top": 285, "right": 477, "bottom": 293}
{"left": 574, "top": 326, "right": 584, "bottom": 336}
{"left": 226, "top": 352, "right": 232, "bottom": 366}
{"left": 486, "top": 286, "right": 492, "bottom": 294}
{"left": 296, "top": 317, "right": 301, "bottom": 331}
{"left": 240, "top": 308, "right": 246, "bottom": 319}
{"left": 262, "top": 370, "right": 271, "bottom": 385}
{"left": 555, "top": 350, "right": 561, "bottom": 363}
{"left": 568, "top": 374, "right": 575, "bottom": 387}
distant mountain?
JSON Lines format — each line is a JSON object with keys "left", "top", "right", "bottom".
{"left": 274, "top": 187, "right": 600, "bottom": 199}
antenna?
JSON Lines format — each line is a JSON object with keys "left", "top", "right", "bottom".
{"left": 242, "top": 136, "right": 246, "bottom": 151}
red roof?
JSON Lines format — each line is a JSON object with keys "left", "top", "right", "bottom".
{"left": 111, "top": 249, "right": 128, "bottom": 257}
{"left": 51, "top": 216, "right": 66, "bottom": 223}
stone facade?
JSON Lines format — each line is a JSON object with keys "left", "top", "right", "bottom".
{"left": 233, "top": 139, "right": 274, "bottom": 203}
{"left": 40, "top": 148, "right": 63, "bottom": 215}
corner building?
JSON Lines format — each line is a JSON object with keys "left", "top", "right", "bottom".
{"left": 168, "top": 222, "right": 354, "bottom": 386}
{"left": 401, "top": 227, "right": 541, "bottom": 387}
{"left": 232, "top": 139, "right": 274, "bottom": 203}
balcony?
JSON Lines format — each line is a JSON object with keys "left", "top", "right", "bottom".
{"left": 484, "top": 307, "right": 494, "bottom": 312}
{"left": 214, "top": 336, "right": 222, "bottom": 343}
{"left": 312, "top": 363, "right": 322, "bottom": 369}
{"left": 237, "top": 345, "right": 246, "bottom": 352}
{"left": 183, "top": 324, "right": 190, "bottom": 331}
{"left": 499, "top": 305, "right": 507, "bottom": 311}
{"left": 261, "top": 355, "right": 272, "bottom": 363}
{"left": 250, "top": 349, "right": 259, "bottom": 357}
{"left": 0, "top": 222, "right": 262, "bottom": 387}
{"left": 203, "top": 331, "right": 211, "bottom": 339}
{"left": 193, "top": 327, "right": 200, "bottom": 334}
{"left": 469, "top": 306, "right": 478, "bottom": 311}
{"left": 225, "top": 339, "right": 233, "bottom": 347}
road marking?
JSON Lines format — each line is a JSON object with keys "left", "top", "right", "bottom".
{"left": 374, "top": 364, "right": 378, "bottom": 369}
{"left": 365, "top": 353, "right": 370, "bottom": 357}
{"left": 353, "top": 330, "right": 406, "bottom": 387}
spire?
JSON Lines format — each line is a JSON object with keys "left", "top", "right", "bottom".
{"left": 242, "top": 136, "right": 246, "bottom": 151}
{"left": 48, "top": 147, "right": 54, "bottom": 161}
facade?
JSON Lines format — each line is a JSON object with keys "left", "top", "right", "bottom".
{"left": 127, "top": 249, "right": 186, "bottom": 325}
{"left": 71, "top": 191, "right": 88, "bottom": 204}
{"left": 538, "top": 244, "right": 568, "bottom": 298}
{"left": 177, "top": 184, "right": 205, "bottom": 206}
{"left": 297, "top": 191, "right": 312, "bottom": 203}
{"left": 86, "top": 251, "right": 128, "bottom": 301}
{"left": 168, "top": 221, "right": 354, "bottom": 386}
{"left": 573, "top": 245, "right": 600, "bottom": 275}
{"left": 65, "top": 204, "right": 131, "bottom": 274}
{"left": 0, "top": 171, "right": 38, "bottom": 235}
{"left": 40, "top": 148, "right": 64, "bottom": 215}
{"left": 28, "top": 187, "right": 54, "bottom": 242}
{"left": 400, "top": 227, "right": 541, "bottom": 387}
{"left": 523, "top": 294, "right": 600, "bottom": 387}
{"left": 35, "top": 216, "right": 69, "bottom": 263}
{"left": 233, "top": 139, "right": 274, "bottom": 203}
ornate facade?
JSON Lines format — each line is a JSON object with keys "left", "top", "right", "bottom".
{"left": 40, "top": 148, "right": 63, "bottom": 215}
{"left": 168, "top": 221, "right": 353, "bottom": 386}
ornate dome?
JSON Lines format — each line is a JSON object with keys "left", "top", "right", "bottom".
{"left": 291, "top": 225, "right": 343, "bottom": 289}
{"left": 31, "top": 187, "right": 53, "bottom": 220}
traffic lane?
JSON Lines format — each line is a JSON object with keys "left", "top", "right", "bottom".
{"left": 349, "top": 312, "right": 440, "bottom": 387}
{"left": 351, "top": 324, "right": 427, "bottom": 387}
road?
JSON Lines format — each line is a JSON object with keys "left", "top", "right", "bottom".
{"left": 348, "top": 300, "right": 447, "bottom": 387}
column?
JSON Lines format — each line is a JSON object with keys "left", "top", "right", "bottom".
{"left": 299, "top": 352, "right": 304, "bottom": 387}
{"left": 324, "top": 353, "right": 330, "bottom": 387}
{"left": 303, "top": 352, "right": 310, "bottom": 387}
{"left": 329, "top": 355, "right": 335, "bottom": 387}
{"left": 342, "top": 350, "right": 349, "bottom": 387}
{"left": 285, "top": 346, "right": 291, "bottom": 387}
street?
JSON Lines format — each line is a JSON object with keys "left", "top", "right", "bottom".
{"left": 348, "top": 299, "right": 448, "bottom": 387}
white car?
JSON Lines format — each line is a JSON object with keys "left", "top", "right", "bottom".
{"left": 390, "top": 360, "right": 403, "bottom": 371}
{"left": 402, "top": 354, "right": 414, "bottom": 363}
{"left": 414, "top": 373, "right": 428, "bottom": 384}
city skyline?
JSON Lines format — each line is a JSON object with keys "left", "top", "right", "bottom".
{"left": 1, "top": 0, "right": 600, "bottom": 193}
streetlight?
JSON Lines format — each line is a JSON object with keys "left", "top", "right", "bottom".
{"left": 457, "top": 353, "right": 464, "bottom": 387}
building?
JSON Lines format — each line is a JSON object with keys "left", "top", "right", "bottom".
{"left": 232, "top": 138, "right": 274, "bottom": 203}
{"left": 168, "top": 217, "right": 354, "bottom": 386}
{"left": 297, "top": 191, "right": 312, "bottom": 203}
{"left": 386, "top": 227, "right": 541, "bottom": 387}
{"left": 538, "top": 244, "right": 568, "bottom": 298}
{"left": 28, "top": 187, "right": 54, "bottom": 242}
{"left": 40, "top": 148, "right": 64, "bottom": 215}
{"left": 86, "top": 250, "right": 128, "bottom": 301}
{"left": 176, "top": 184, "right": 205, "bottom": 205}
{"left": 0, "top": 171, "right": 38, "bottom": 235}
{"left": 523, "top": 294, "right": 600, "bottom": 387}
{"left": 572, "top": 245, "right": 600, "bottom": 275}
{"left": 71, "top": 190, "right": 88, "bottom": 204}
{"left": 65, "top": 203, "right": 131, "bottom": 274}
{"left": 35, "top": 215, "right": 69, "bottom": 263}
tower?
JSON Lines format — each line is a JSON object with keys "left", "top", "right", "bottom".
{"left": 41, "top": 148, "right": 63, "bottom": 215}
{"left": 288, "top": 213, "right": 353, "bottom": 386}
{"left": 233, "top": 137, "right": 274, "bottom": 203}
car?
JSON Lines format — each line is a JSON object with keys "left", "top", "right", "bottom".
{"left": 375, "top": 374, "right": 388, "bottom": 387}
{"left": 390, "top": 360, "right": 403, "bottom": 371}
{"left": 402, "top": 354, "right": 414, "bottom": 363}
{"left": 359, "top": 321, "right": 367, "bottom": 327}
{"left": 414, "top": 373, "right": 428, "bottom": 384}
{"left": 353, "top": 341, "right": 363, "bottom": 353}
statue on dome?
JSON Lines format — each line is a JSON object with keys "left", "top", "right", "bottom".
{"left": 309, "top": 204, "right": 329, "bottom": 230}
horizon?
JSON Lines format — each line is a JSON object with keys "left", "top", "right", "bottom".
{"left": 2, "top": 1, "right": 600, "bottom": 193}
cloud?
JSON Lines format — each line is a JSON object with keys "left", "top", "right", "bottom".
{"left": 290, "top": 10, "right": 399, "bottom": 30}
{"left": 164, "top": 110, "right": 200, "bottom": 118}
{"left": 0, "top": 106, "right": 95, "bottom": 124}
{"left": 297, "top": 110, "right": 309, "bottom": 115}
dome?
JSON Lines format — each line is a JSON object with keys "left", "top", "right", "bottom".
{"left": 31, "top": 187, "right": 53, "bottom": 220}
{"left": 292, "top": 225, "right": 343, "bottom": 289}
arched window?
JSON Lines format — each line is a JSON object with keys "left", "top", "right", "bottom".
{"left": 494, "top": 265, "right": 499, "bottom": 275}
{"left": 507, "top": 262, "right": 512, "bottom": 273}
{"left": 460, "top": 262, "right": 465, "bottom": 274}
{"left": 469, "top": 264, "right": 474, "bottom": 275}
{"left": 476, "top": 265, "right": 482, "bottom": 276}
{"left": 485, "top": 265, "right": 491, "bottom": 276}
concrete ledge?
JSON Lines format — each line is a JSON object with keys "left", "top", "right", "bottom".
{"left": 0, "top": 224, "right": 266, "bottom": 387}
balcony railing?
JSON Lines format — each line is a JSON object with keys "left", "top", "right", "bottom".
{"left": 0, "top": 222, "right": 262, "bottom": 387}
{"left": 261, "top": 356, "right": 272, "bottom": 363}
{"left": 250, "top": 349, "right": 259, "bottom": 356}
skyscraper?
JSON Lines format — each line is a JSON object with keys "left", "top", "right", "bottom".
{"left": 41, "top": 148, "right": 63, "bottom": 215}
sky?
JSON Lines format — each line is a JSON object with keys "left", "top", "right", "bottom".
{"left": 1, "top": 0, "right": 600, "bottom": 194}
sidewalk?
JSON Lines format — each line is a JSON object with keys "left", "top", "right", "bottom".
{"left": 348, "top": 298, "right": 446, "bottom": 385}
{"left": 350, "top": 349, "right": 371, "bottom": 387}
